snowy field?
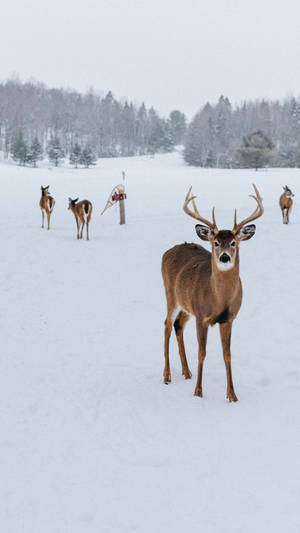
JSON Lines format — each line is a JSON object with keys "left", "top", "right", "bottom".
{"left": 1, "top": 152, "right": 299, "bottom": 533}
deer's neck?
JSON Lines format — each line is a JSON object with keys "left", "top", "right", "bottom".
{"left": 210, "top": 254, "right": 240, "bottom": 305}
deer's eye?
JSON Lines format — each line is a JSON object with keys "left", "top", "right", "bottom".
{"left": 231, "top": 241, "right": 236, "bottom": 247}
{"left": 214, "top": 241, "right": 219, "bottom": 247}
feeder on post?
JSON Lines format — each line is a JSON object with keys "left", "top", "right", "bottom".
{"left": 101, "top": 184, "right": 127, "bottom": 225}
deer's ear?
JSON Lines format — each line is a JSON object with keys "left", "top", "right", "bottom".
{"left": 238, "top": 224, "right": 256, "bottom": 241}
{"left": 195, "top": 224, "right": 214, "bottom": 241}
{"left": 74, "top": 198, "right": 79, "bottom": 203}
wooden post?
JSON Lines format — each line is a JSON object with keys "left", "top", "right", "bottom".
{"left": 119, "top": 198, "right": 125, "bottom": 225}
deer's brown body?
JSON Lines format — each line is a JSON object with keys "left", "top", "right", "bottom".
{"left": 68, "top": 198, "right": 93, "bottom": 240}
{"left": 162, "top": 185, "right": 263, "bottom": 402}
{"left": 40, "top": 186, "right": 55, "bottom": 229}
{"left": 280, "top": 186, "right": 294, "bottom": 224}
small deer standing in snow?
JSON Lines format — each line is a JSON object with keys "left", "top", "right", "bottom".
{"left": 40, "top": 185, "right": 55, "bottom": 230}
{"left": 280, "top": 185, "right": 294, "bottom": 224}
{"left": 68, "top": 198, "right": 93, "bottom": 240}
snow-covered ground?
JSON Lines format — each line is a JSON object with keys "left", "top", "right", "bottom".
{"left": 0, "top": 153, "right": 299, "bottom": 532}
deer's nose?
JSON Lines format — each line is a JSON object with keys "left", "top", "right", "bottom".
{"left": 220, "top": 253, "right": 230, "bottom": 263}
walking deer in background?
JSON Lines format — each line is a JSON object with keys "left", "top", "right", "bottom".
{"left": 161, "top": 184, "right": 263, "bottom": 402}
{"left": 68, "top": 198, "right": 93, "bottom": 240}
{"left": 280, "top": 185, "right": 294, "bottom": 224}
{"left": 40, "top": 185, "right": 55, "bottom": 229}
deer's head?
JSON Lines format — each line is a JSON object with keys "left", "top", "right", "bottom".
{"left": 283, "top": 185, "right": 294, "bottom": 197}
{"left": 68, "top": 197, "right": 79, "bottom": 210}
{"left": 184, "top": 184, "right": 263, "bottom": 272}
{"left": 41, "top": 185, "right": 50, "bottom": 196}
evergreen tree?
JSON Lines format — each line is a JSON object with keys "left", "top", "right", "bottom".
{"left": 148, "top": 108, "right": 168, "bottom": 154}
{"left": 136, "top": 103, "right": 148, "bottom": 154}
{"left": 294, "top": 144, "right": 300, "bottom": 167}
{"left": 184, "top": 104, "right": 214, "bottom": 166}
{"left": 277, "top": 148, "right": 296, "bottom": 168}
{"left": 205, "top": 149, "right": 215, "bottom": 167}
{"left": 47, "top": 137, "right": 65, "bottom": 166}
{"left": 12, "top": 130, "right": 28, "bottom": 165}
{"left": 80, "top": 146, "right": 96, "bottom": 168}
{"left": 236, "top": 130, "right": 274, "bottom": 170}
{"left": 69, "top": 143, "right": 82, "bottom": 168}
{"left": 168, "top": 110, "right": 187, "bottom": 145}
{"left": 28, "top": 137, "right": 43, "bottom": 167}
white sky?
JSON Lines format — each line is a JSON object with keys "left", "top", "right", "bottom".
{"left": 1, "top": 0, "right": 300, "bottom": 117}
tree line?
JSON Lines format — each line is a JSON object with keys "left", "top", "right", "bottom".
{"left": 3, "top": 79, "right": 300, "bottom": 170}
{"left": 184, "top": 95, "right": 300, "bottom": 168}
{"left": 0, "top": 78, "right": 187, "bottom": 165}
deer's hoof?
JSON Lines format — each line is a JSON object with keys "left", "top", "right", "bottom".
{"left": 163, "top": 372, "right": 171, "bottom": 384}
{"left": 227, "top": 391, "right": 238, "bottom": 402}
{"left": 182, "top": 369, "right": 192, "bottom": 379}
{"left": 194, "top": 387, "right": 203, "bottom": 397}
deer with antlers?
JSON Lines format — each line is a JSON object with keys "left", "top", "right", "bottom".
{"left": 68, "top": 198, "right": 93, "bottom": 240}
{"left": 161, "top": 184, "right": 263, "bottom": 402}
{"left": 40, "top": 185, "right": 55, "bottom": 230}
{"left": 280, "top": 185, "right": 294, "bottom": 224}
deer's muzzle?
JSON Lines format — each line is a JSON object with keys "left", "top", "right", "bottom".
{"left": 220, "top": 253, "right": 231, "bottom": 263}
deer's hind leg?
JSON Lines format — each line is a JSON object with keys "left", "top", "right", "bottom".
{"left": 163, "top": 295, "right": 177, "bottom": 384}
{"left": 174, "top": 310, "right": 192, "bottom": 379}
{"left": 86, "top": 216, "right": 91, "bottom": 240}
{"left": 79, "top": 217, "right": 85, "bottom": 239}
{"left": 47, "top": 210, "right": 51, "bottom": 230}
{"left": 75, "top": 217, "right": 80, "bottom": 239}
{"left": 41, "top": 209, "right": 45, "bottom": 228}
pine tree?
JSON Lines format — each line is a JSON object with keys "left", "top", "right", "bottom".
{"left": 12, "top": 130, "right": 28, "bottom": 165}
{"left": 168, "top": 110, "right": 187, "bottom": 145}
{"left": 47, "top": 137, "right": 65, "bottom": 166}
{"left": 236, "top": 130, "right": 275, "bottom": 170}
{"left": 183, "top": 104, "right": 214, "bottom": 166}
{"left": 80, "top": 146, "right": 96, "bottom": 168}
{"left": 69, "top": 143, "right": 82, "bottom": 168}
{"left": 28, "top": 137, "right": 43, "bottom": 167}
{"left": 205, "top": 150, "right": 215, "bottom": 167}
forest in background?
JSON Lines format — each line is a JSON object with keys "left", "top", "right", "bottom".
{"left": 184, "top": 95, "right": 300, "bottom": 168}
{"left": 0, "top": 79, "right": 187, "bottom": 163}
{"left": 1, "top": 79, "right": 300, "bottom": 168}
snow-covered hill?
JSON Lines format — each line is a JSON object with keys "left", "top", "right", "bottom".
{"left": 1, "top": 153, "right": 299, "bottom": 532}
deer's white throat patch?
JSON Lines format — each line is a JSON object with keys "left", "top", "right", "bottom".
{"left": 216, "top": 261, "right": 234, "bottom": 271}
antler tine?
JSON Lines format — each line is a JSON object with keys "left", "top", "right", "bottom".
{"left": 233, "top": 183, "right": 264, "bottom": 233}
{"left": 183, "top": 187, "right": 218, "bottom": 230}
{"left": 212, "top": 206, "right": 216, "bottom": 227}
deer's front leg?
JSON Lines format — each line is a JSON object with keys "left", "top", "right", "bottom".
{"left": 219, "top": 321, "right": 238, "bottom": 402}
{"left": 194, "top": 318, "right": 208, "bottom": 397}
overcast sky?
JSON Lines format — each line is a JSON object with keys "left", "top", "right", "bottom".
{"left": 1, "top": 0, "right": 300, "bottom": 117}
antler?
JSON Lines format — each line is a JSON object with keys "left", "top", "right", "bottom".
{"left": 183, "top": 186, "right": 218, "bottom": 231}
{"left": 232, "top": 184, "right": 264, "bottom": 234}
